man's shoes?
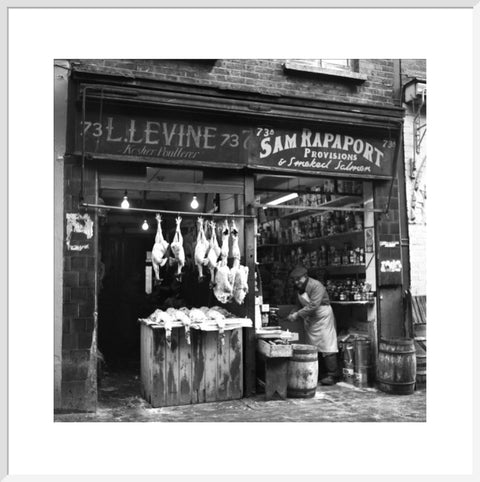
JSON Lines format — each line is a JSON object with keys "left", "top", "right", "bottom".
{"left": 319, "top": 375, "right": 336, "bottom": 386}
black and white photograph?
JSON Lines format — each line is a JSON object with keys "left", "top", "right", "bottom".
{"left": 3, "top": 4, "right": 477, "bottom": 480}
{"left": 52, "top": 58, "right": 427, "bottom": 422}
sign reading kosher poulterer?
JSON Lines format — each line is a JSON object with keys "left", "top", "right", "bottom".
{"left": 75, "top": 113, "right": 397, "bottom": 178}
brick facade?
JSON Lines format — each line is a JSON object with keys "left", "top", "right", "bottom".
{"left": 61, "top": 158, "right": 98, "bottom": 412}
{"left": 57, "top": 58, "right": 415, "bottom": 411}
{"left": 72, "top": 59, "right": 397, "bottom": 107}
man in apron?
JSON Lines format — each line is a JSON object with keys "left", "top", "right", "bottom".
{"left": 287, "top": 266, "right": 339, "bottom": 385}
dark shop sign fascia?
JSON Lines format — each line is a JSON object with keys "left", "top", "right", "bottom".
{"left": 75, "top": 113, "right": 397, "bottom": 178}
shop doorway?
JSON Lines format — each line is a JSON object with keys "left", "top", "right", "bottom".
{"left": 254, "top": 173, "right": 378, "bottom": 357}
{"left": 95, "top": 165, "right": 249, "bottom": 400}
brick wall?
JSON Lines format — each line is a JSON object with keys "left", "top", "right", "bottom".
{"left": 72, "top": 59, "right": 396, "bottom": 107}
{"left": 401, "top": 59, "right": 426, "bottom": 82}
{"left": 408, "top": 224, "right": 427, "bottom": 296}
{"left": 401, "top": 59, "right": 427, "bottom": 298}
{"left": 61, "top": 157, "right": 98, "bottom": 412}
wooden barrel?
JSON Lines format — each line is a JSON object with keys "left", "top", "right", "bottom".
{"left": 414, "top": 338, "right": 427, "bottom": 386}
{"left": 354, "top": 339, "right": 372, "bottom": 388}
{"left": 377, "top": 338, "right": 416, "bottom": 395}
{"left": 287, "top": 344, "right": 318, "bottom": 398}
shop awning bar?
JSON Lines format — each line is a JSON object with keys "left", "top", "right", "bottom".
{"left": 80, "top": 202, "right": 257, "bottom": 219}
{"left": 253, "top": 203, "right": 384, "bottom": 214}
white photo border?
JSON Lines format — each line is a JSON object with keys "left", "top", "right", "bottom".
{"left": 2, "top": 1, "right": 479, "bottom": 481}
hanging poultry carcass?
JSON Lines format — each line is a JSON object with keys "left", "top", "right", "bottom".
{"left": 205, "top": 220, "right": 221, "bottom": 287}
{"left": 232, "top": 264, "right": 249, "bottom": 305}
{"left": 170, "top": 216, "right": 186, "bottom": 282}
{"left": 229, "top": 219, "right": 241, "bottom": 286}
{"left": 230, "top": 219, "right": 241, "bottom": 259}
{"left": 213, "top": 258, "right": 234, "bottom": 304}
{"left": 213, "top": 219, "right": 234, "bottom": 304}
{"left": 228, "top": 219, "right": 249, "bottom": 305}
{"left": 219, "top": 219, "right": 230, "bottom": 260}
{"left": 151, "top": 214, "right": 169, "bottom": 282}
{"left": 194, "top": 217, "right": 210, "bottom": 282}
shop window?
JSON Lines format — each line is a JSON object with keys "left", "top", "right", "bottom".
{"left": 284, "top": 59, "right": 367, "bottom": 83}
{"left": 255, "top": 174, "right": 369, "bottom": 306}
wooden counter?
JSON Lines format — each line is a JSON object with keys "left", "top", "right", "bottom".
{"left": 139, "top": 318, "right": 252, "bottom": 407}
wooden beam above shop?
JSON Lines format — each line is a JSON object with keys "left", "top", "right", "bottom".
{"left": 99, "top": 179, "right": 244, "bottom": 194}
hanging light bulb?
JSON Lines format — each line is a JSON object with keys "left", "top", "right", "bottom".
{"left": 190, "top": 195, "right": 199, "bottom": 209}
{"left": 141, "top": 219, "right": 149, "bottom": 231}
{"left": 121, "top": 190, "right": 130, "bottom": 209}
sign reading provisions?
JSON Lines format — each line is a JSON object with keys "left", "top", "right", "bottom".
{"left": 75, "top": 110, "right": 397, "bottom": 178}
{"left": 250, "top": 126, "right": 396, "bottom": 177}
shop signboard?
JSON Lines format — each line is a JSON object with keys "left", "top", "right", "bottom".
{"left": 248, "top": 126, "right": 396, "bottom": 178}
{"left": 75, "top": 109, "right": 397, "bottom": 178}
{"left": 75, "top": 111, "right": 252, "bottom": 168}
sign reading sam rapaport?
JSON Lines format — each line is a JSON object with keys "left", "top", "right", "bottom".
{"left": 75, "top": 111, "right": 396, "bottom": 178}
{"left": 251, "top": 127, "right": 396, "bottom": 177}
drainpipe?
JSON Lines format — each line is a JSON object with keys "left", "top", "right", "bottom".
{"left": 396, "top": 59, "right": 413, "bottom": 337}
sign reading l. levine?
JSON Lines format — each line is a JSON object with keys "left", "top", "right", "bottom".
{"left": 251, "top": 127, "right": 396, "bottom": 177}
{"left": 76, "top": 112, "right": 252, "bottom": 167}
{"left": 75, "top": 110, "right": 396, "bottom": 178}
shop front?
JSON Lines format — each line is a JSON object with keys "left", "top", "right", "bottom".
{"left": 57, "top": 68, "right": 407, "bottom": 412}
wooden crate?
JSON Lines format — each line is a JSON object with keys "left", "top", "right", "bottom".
{"left": 140, "top": 323, "right": 244, "bottom": 407}
{"left": 256, "top": 339, "right": 293, "bottom": 358}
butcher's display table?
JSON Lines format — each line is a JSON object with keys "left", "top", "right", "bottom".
{"left": 139, "top": 318, "right": 252, "bottom": 407}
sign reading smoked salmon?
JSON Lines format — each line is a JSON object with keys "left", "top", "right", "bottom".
{"left": 75, "top": 110, "right": 396, "bottom": 178}
{"left": 251, "top": 126, "right": 396, "bottom": 177}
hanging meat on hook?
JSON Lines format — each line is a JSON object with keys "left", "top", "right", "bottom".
{"left": 213, "top": 219, "right": 233, "bottom": 304}
{"left": 232, "top": 264, "right": 249, "bottom": 305}
{"left": 206, "top": 220, "right": 221, "bottom": 287}
{"left": 194, "top": 217, "right": 210, "bottom": 282}
{"left": 229, "top": 218, "right": 241, "bottom": 286}
{"left": 170, "top": 216, "right": 185, "bottom": 282}
{"left": 152, "top": 214, "right": 169, "bottom": 283}
{"left": 230, "top": 219, "right": 249, "bottom": 305}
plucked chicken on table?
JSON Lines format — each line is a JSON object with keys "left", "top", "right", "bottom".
{"left": 167, "top": 308, "right": 193, "bottom": 345}
{"left": 149, "top": 309, "right": 174, "bottom": 348}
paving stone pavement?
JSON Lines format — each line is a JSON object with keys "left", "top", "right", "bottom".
{"left": 55, "top": 370, "right": 426, "bottom": 423}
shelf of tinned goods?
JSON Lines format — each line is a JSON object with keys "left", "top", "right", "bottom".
{"left": 330, "top": 300, "right": 374, "bottom": 305}
{"left": 278, "top": 195, "right": 362, "bottom": 220}
{"left": 257, "top": 229, "right": 364, "bottom": 248}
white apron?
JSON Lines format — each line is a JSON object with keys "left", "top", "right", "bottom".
{"left": 298, "top": 292, "right": 338, "bottom": 354}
